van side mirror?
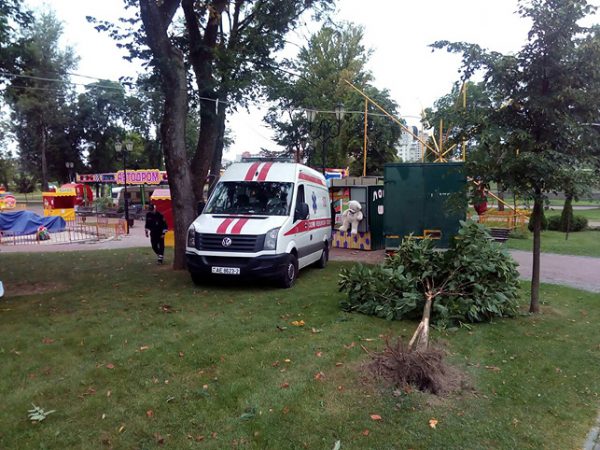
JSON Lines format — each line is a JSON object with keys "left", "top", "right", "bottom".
{"left": 294, "top": 202, "right": 309, "bottom": 222}
{"left": 197, "top": 201, "right": 206, "bottom": 215}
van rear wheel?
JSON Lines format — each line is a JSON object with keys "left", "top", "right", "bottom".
{"left": 315, "top": 244, "right": 328, "bottom": 269}
{"left": 279, "top": 254, "right": 298, "bottom": 288}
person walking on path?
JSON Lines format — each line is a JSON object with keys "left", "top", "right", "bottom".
{"left": 144, "top": 204, "right": 168, "bottom": 264}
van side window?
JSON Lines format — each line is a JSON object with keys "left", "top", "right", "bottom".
{"left": 295, "top": 185, "right": 305, "bottom": 209}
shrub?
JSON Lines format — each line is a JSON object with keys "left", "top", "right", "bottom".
{"left": 93, "top": 197, "right": 113, "bottom": 212}
{"left": 547, "top": 215, "right": 588, "bottom": 232}
{"left": 527, "top": 210, "right": 548, "bottom": 232}
{"left": 508, "top": 228, "right": 528, "bottom": 239}
{"left": 339, "top": 221, "right": 520, "bottom": 327}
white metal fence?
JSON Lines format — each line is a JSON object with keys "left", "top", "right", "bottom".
{"left": 0, "top": 213, "right": 127, "bottom": 246}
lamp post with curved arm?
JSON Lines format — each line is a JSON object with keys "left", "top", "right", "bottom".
{"left": 304, "top": 103, "right": 345, "bottom": 175}
{"left": 116, "top": 141, "right": 134, "bottom": 234}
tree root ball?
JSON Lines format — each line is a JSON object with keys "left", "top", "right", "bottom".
{"left": 366, "top": 338, "right": 467, "bottom": 395}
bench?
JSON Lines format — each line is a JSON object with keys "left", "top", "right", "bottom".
{"left": 490, "top": 227, "right": 511, "bottom": 243}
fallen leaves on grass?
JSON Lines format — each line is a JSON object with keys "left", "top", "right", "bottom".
{"left": 370, "top": 414, "right": 382, "bottom": 421}
{"left": 315, "top": 351, "right": 323, "bottom": 357}
{"left": 106, "top": 363, "right": 115, "bottom": 369}
{"left": 42, "top": 337, "right": 54, "bottom": 344}
{"left": 139, "top": 345, "right": 150, "bottom": 351}
{"left": 146, "top": 410, "right": 154, "bottom": 418}
{"left": 344, "top": 342, "right": 356, "bottom": 349}
{"left": 280, "top": 382, "right": 290, "bottom": 389}
{"left": 291, "top": 320, "right": 305, "bottom": 327}
{"left": 314, "top": 371, "right": 325, "bottom": 381}
{"left": 154, "top": 433, "right": 164, "bottom": 445}
{"left": 160, "top": 304, "right": 175, "bottom": 313}
{"left": 361, "top": 429, "right": 370, "bottom": 436}
{"left": 429, "top": 418, "right": 438, "bottom": 429}
{"left": 485, "top": 366, "right": 501, "bottom": 372}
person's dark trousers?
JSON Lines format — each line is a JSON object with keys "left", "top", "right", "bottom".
{"left": 150, "top": 233, "right": 165, "bottom": 262}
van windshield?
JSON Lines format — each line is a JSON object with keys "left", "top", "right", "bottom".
{"left": 205, "top": 181, "right": 294, "bottom": 216}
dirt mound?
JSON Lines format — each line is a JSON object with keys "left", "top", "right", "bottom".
{"left": 366, "top": 338, "right": 468, "bottom": 395}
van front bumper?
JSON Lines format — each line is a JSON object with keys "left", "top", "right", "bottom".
{"left": 186, "top": 253, "right": 289, "bottom": 279}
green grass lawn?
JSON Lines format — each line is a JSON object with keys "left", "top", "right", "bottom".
{"left": 546, "top": 198, "right": 600, "bottom": 207}
{"left": 507, "top": 230, "right": 600, "bottom": 257}
{"left": 545, "top": 208, "right": 600, "bottom": 222}
{"left": 1, "top": 250, "right": 600, "bottom": 449}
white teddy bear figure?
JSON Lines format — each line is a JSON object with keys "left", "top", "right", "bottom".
{"left": 339, "top": 200, "right": 363, "bottom": 235}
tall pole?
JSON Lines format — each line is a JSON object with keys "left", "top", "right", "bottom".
{"left": 363, "top": 99, "right": 368, "bottom": 176}
{"left": 123, "top": 147, "right": 130, "bottom": 234}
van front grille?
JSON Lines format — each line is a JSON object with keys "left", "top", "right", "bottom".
{"left": 196, "top": 233, "right": 263, "bottom": 252}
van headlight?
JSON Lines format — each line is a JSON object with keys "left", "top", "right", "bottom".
{"left": 187, "top": 225, "right": 196, "bottom": 248}
{"left": 263, "top": 227, "right": 280, "bottom": 250}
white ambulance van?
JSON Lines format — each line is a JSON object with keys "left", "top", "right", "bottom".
{"left": 186, "top": 160, "right": 332, "bottom": 288}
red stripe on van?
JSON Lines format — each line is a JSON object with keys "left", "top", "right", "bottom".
{"left": 244, "top": 162, "right": 261, "bottom": 181}
{"left": 230, "top": 218, "right": 249, "bottom": 234}
{"left": 283, "top": 218, "right": 331, "bottom": 236}
{"left": 216, "top": 218, "right": 235, "bottom": 234}
{"left": 298, "top": 172, "right": 326, "bottom": 186}
{"left": 257, "top": 162, "right": 274, "bottom": 181}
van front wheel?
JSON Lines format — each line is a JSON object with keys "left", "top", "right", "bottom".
{"left": 279, "top": 254, "right": 298, "bottom": 288}
{"left": 190, "top": 272, "right": 203, "bottom": 286}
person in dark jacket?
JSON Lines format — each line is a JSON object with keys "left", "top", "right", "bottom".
{"left": 145, "top": 203, "right": 168, "bottom": 264}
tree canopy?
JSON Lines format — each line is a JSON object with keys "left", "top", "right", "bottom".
{"left": 265, "top": 22, "right": 401, "bottom": 175}
{"left": 432, "top": 0, "right": 600, "bottom": 312}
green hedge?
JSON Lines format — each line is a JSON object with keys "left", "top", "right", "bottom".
{"left": 547, "top": 215, "right": 588, "bottom": 232}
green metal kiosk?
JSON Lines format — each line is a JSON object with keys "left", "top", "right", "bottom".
{"left": 384, "top": 162, "right": 466, "bottom": 250}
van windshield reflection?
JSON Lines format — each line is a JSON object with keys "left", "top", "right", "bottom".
{"left": 205, "top": 181, "right": 293, "bottom": 216}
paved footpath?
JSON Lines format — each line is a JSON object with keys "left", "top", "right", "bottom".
{"left": 331, "top": 247, "right": 600, "bottom": 293}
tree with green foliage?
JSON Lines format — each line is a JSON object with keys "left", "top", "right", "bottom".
{"left": 136, "top": 0, "right": 197, "bottom": 270}
{"left": 0, "top": 0, "right": 32, "bottom": 77}
{"left": 75, "top": 80, "right": 128, "bottom": 173}
{"left": 432, "top": 0, "right": 600, "bottom": 312}
{"left": 265, "top": 22, "right": 401, "bottom": 174}
{"left": 92, "top": 0, "right": 334, "bottom": 269}
{"left": 4, "top": 11, "right": 78, "bottom": 190}
{"left": 339, "top": 222, "right": 520, "bottom": 351}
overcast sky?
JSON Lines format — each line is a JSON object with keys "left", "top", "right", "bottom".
{"left": 25, "top": 1, "right": 594, "bottom": 160}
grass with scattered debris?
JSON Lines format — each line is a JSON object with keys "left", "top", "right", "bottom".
{"left": 1, "top": 249, "right": 599, "bottom": 449}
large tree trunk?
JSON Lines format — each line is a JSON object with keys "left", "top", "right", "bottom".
{"left": 190, "top": 99, "right": 219, "bottom": 201}
{"left": 497, "top": 189, "right": 505, "bottom": 211}
{"left": 209, "top": 107, "right": 227, "bottom": 182}
{"left": 530, "top": 189, "right": 543, "bottom": 313}
{"left": 139, "top": 0, "right": 196, "bottom": 270}
{"left": 182, "top": 0, "right": 227, "bottom": 201}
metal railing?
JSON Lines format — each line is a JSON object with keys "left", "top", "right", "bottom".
{"left": 0, "top": 214, "right": 127, "bottom": 246}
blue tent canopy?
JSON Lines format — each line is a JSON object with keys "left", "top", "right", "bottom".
{"left": 0, "top": 211, "right": 66, "bottom": 236}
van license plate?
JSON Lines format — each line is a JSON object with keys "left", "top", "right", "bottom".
{"left": 211, "top": 266, "right": 240, "bottom": 275}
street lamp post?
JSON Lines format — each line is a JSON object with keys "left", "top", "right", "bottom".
{"left": 116, "top": 141, "right": 134, "bottom": 234}
{"left": 304, "top": 103, "right": 345, "bottom": 175}
{"left": 65, "top": 161, "right": 74, "bottom": 183}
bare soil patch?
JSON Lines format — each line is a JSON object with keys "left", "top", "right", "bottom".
{"left": 4, "top": 281, "right": 66, "bottom": 298}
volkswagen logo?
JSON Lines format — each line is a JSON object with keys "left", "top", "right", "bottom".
{"left": 222, "top": 237, "right": 232, "bottom": 247}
